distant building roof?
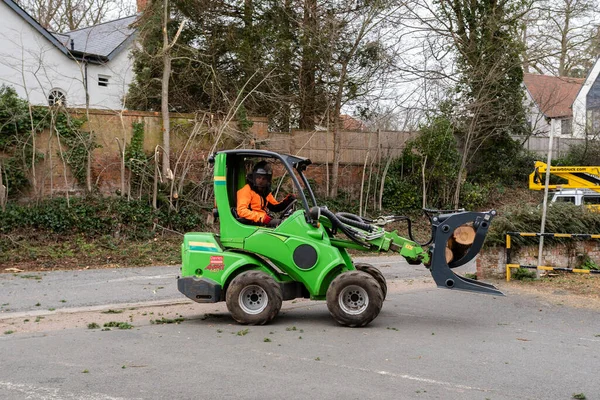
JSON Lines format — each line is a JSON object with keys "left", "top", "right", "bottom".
{"left": 313, "top": 114, "right": 368, "bottom": 131}
{"left": 3, "top": 0, "right": 137, "bottom": 63}
{"left": 51, "top": 15, "right": 138, "bottom": 58}
{"left": 340, "top": 114, "right": 367, "bottom": 131}
{"left": 524, "top": 73, "right": 585, "bottom": 118}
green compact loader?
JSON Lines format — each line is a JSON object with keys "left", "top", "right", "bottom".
{"left": 178, "top": 150, "right": 501, "bottom": 327}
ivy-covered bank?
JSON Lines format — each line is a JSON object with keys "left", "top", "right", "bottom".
{"left": 474, "top": 203, "right": 600, "bottom": 278}
{"left": 0, "top": 85, "right": 93, "bottom": 197}
{"left": 0, "top": 197, "right": 206, "bottom": 239}
{"left": 0, "top": 196, "right": 208, "bottom": 270}
{"left": 486, "top": 203, "right": 600, "bottom": 249}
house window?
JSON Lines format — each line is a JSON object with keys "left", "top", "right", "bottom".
{"left": 98, "top": 75, "right": 110, "bottom": 87}
{"left": 48, "top": 89, "right": 67, "bottom": 106}
{"left": 560, "top": 118, "right": 572, "bottom": 136}
{"left": 587, "top": 108, "right": 600, "bottom": 135}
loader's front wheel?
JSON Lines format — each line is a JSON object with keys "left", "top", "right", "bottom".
{"left": 226, "top": 271, "right": 282, "bottom": 325}
{"left": 355, "top": 263, "right": 387, "bottom": 301}
{"left": 326, "top": 271, "right": 383, "bottom": 327}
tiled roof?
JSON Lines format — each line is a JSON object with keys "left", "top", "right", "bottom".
{"left": 523, "top": 73, "right": 584, "bottom": 118}
{"left": 3, "top": 0, "right": 136, "bottom": 62}
{"left": 51, "top": 15, "right": 138, "bottom": 58}
{"left": 340, "top": 114, "right": 367, "bottom": 131}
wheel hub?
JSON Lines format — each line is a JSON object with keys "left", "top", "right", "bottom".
{"left": 239, "top": 285, "right": 269, "bottom": 315}
{"left": 339, "top": 285, "right": 369, "bottom": 315}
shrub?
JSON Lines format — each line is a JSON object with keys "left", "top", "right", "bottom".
{"left": 556, "top": 141, "right": 600, "bottom": 166}
{"left": 383, "top": 116, "right": 460, "bottom": 210}
{"left": 468, "top": 136, "right": 536, "bottom": 186}
{"left": 511, "top": 267, "right": 536, "bottom": 281}
{"left": 485, "top": 202, "right": 600, "bottom": 248}
{"left": 579, "top": 254, "right": 600, "bottom": 271}
{"left": 459, "top": 182, "right": 490, "bottom": 210}
{"left": 0, "top": 196, "right": 205, "bottom": 239}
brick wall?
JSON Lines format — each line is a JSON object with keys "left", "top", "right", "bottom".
{"left": 19, "top": 108, "right": 409, "bottom": 197}
{"left": 477, "top": 240, "right": 600, "bottom": 279}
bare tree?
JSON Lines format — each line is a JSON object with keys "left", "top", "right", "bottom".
{"left": 158, "top": 0, "right": 187, "bottom": 183}
{"left": 524, "top": 0, "right": 600, "bottom": 77}
{"left": 320, "top": 0, "right": 406, "bottom": 197}
{"left": 16, "top": 0, "right": 136, "bottom": 31}
{"left": 0, "top": 164, "right": 6, "bottom": 211}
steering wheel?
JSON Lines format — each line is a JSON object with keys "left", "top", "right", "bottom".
{"left": 280, "top": 199, "right": 298, "bottom": 219}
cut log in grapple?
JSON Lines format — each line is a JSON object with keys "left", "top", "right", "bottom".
{"left": 428, "top": 210, "right": 501, "bottom": 295}
{"left": 178, "top": 150, "right": 502, "bottom": 327}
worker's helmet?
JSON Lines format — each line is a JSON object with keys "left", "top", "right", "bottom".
{"left": 252, "top": 161, "right": 272, "bottom": 193}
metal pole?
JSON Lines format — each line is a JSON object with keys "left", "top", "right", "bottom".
{"left": 537, "top": 119, "right": 555, "bottom": 276}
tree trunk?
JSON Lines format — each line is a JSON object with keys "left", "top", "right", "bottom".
{"left": 84, "top": 62, "right": 92, "bottom": 193}
{"left": 378, "top": 156, "right": 392, "bottom": 211}
{"left": 161, "top": 0, "right": 171, "bottom": 179}
{"left": 329, "top": 59, "right": 348, "bottom": 198}
{"left": 299, "top": 0, "right": 317, "bottom": 130}
{"left": 558, "top": 12, "right": 570, "bottom": 76}
{"left": 27, "top": 103, "right": 37, "bottom": 198}
{"left": 0, "top": 164, "right": 6, "bottom": 212}
{"left": 359, "top": 148, "right": 369, "bottom": 216}
{"left": 421, "top": 155, "right": 428, "bottom": 209}
{"left": 330, "top": 119, "right": 341, "bottom": 198}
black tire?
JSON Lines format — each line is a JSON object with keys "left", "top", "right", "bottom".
{"left": 355, "top": 263, "right": 387, "bottom": 301}
{"left": 326, "top": 271, "right": 383, "bottom": 327}
{"left": 226, "top": 270, "right": 282, "bottom": 325}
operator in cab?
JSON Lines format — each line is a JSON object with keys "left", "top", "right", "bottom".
{"left": 236, "top": 161, "right": 296, "bottom": 227}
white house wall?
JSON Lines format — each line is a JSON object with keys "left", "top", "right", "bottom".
{"left": 523, "top": 88, "right": 551, "bottom": 136}
{"left": 572, "top": 57, "right": 600, "bottom": 138}
{"left": 0, "top": 2, "right": 133, "bottom": 110}
{"left": 86, "top": 49, "right": 134, "bottom": 110}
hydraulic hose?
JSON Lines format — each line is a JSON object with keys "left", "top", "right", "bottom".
{"left": 320, "top": 207, "right": 371, "bottom": 248}
{"left": 334, "top": 212, "right": 374, "bottom": 232}
{"left": 368, "top": 213, "right": 434, "bottom": 247}
{"left": 336, "top": 212, "right": 373, "bottom": 223}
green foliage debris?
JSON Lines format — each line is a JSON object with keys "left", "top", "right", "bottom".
{"left": 151, "top": 317, "right": 185, "bottom": 324}
{"left": 103, "top": 322, "right": 133, "bottom": 330}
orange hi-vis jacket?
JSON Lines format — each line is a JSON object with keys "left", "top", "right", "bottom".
{"left": 236, "top": 184, "right": 282, "bottom": 223}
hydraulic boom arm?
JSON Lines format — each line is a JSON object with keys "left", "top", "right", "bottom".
{"left": 529, "top": 161, "right": 600, "bottom": 192}
{"left": 321, "top": 208, "right": 502, "bottom": 296}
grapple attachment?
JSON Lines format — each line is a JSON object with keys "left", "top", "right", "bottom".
{"left": 427, "top": 210, "right": 503, "bottom": 296}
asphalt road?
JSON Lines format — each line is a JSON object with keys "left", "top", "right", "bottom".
{"left": 1, "top": 257, "right": 598, "bottom": 400}
{"left": 0, "top": 255, "right": 436, "bottom": 315}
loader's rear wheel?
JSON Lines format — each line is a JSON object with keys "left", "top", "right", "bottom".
{"left": 226, "top": 271, "right": 282, "bottom": 325}
{"left": 326, "top": 271, "right": 383, "bottom": 327}
{"left": 355, "top": 263, "right": 387, "bottom": 301}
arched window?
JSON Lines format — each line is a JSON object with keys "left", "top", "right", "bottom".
{"left": 48, "top": 89, "right": 67, "bottom": 106}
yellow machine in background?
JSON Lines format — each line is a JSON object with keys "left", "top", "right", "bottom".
{"left": 529, "top": 161, "right": 600, "bottom": 212}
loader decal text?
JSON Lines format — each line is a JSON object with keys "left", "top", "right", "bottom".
{"left": 189, "top": 241, "right": 218, "bottom": 252}
{"left": 206, "top": 256, "right": 225, "bottom": 271}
